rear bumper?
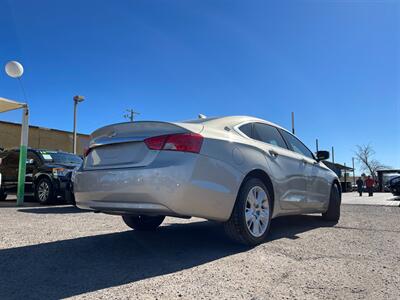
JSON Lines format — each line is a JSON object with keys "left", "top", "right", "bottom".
{"left": 74, "top": 152, "right": 243, "bottom": 221}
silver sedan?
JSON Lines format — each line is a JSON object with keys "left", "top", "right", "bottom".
{"left": 74, "top": 116, "right": 341, "bottom": 245}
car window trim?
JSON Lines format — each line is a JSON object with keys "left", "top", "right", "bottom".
{"left": 278, "top": 128, "right": 316, "bottom": 161}
{"left": 235, "top": 121, "right": 290, "bottom": 151}
{"left": 236, "top": 122, "right": 254, "bottom": 139}
{"left": 253, "top": 122, "right": 289, "bottom": 149}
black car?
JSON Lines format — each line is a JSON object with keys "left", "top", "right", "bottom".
{"left": 387, "top": 176, "right": 400, "bottom": 196}
{"left": 0, "top": 148, "right": 82, "bottom": 204}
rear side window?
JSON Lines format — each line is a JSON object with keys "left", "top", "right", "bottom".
{"left": 28, "top": 151, "right": 42, "bottom": 165}
{"left": 239, "top": 123, "right": 253, "bottom": 137}
{"left": 253, "top": 123, "right": 287, "bottom": 148}
{"left": 2, "top": 151, "right": 19, "bottom": 167}
{"left": 279, "top": 129, "right": 314, "bottom": 159}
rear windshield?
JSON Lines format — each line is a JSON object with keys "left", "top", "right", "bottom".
{"left": 39, "top": 151, "right": 82, "bottom": 164}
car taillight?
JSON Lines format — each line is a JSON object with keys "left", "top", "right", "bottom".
{"left": 144, "top": 133, "right": 203, "bottom": 153}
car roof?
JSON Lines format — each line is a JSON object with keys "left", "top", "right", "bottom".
{"left": 183, "top": 115, "right": 288, "bottom": 131}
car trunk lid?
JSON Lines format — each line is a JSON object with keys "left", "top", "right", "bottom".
{"left": 83, "top": 121, "right": 203, "bottom": 170}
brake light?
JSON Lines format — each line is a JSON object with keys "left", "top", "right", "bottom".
{"left": 144, "top": 133, "right": 203, "bottom": 153}
{"left": 144, "top": 135, "right": 168, "bottom": 150}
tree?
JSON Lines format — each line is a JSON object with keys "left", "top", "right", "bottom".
{"left": 355, "top": 144, "right": 388, "bottom": 180}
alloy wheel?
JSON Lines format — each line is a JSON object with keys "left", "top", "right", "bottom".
{"left": 245, "top": 185, "right": 270, "bottom": 237}
{"left": 38, "top": 181, "right": 50, "bottom": 202}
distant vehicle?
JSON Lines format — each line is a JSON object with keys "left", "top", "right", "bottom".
{"left": 74, "top": 116, "right": 341, "bottom": 245}
{"left": 383, "top": 174, "right": 400, "bottom": 192}
{"left": 387, "top": 176, "right": 400, "bottom": 196}
{"left": 0, "top": 148, "right": 82, "bottom": 204}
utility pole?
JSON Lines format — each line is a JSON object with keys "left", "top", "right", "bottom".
{"left": 331, "top": 146, "right": 335, "bottom": 164}
{"left": 344, "top": 162, "right": 347, "bottom": 192}
{"left": 291, "top": 112, "right": 295, "bottom": 135}
{"left": 73, "top": 95, "right": 85, "bottom": 154}
{"left": 352, "top": 157, "right": 356, "bottom": 186}
{"left": 316, "top": 138, "right": 319, "bottom": 152}
{"left": 124, "top": 109, "right": 140, "bottom": 122}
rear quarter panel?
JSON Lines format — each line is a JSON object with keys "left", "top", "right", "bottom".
{"left": 199, "top": 127, "right": 285, "bottom": 218}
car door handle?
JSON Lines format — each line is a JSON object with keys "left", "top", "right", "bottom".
{"left": 301, "top": 159, "right": 308, "bottom": 164}
{"left": 269, "top": 150, "right": 279, "bottom": 158}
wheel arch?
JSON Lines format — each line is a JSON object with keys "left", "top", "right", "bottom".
{"left": 240, "top": 169, "right": 275, "bottom": 215}
{"left": 332, "top": 178, "right": 342, "bottom": 196}
{"left": 33, "top": 173, "right": 53, "bottom": 188}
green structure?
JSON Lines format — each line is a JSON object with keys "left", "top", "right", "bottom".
{"left": 0, "top": 97, "right": 29, "bottom": 206}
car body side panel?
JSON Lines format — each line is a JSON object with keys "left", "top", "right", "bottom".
{"left": 305, "top": 160, "right": 334, "bottom": 210}
{"left": 197, "top": 132, "right": 295, "bottom": 218}
{"left": 198, "top": 125, "right": 336, "bottom": 218}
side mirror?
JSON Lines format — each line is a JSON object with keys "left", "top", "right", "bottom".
{"left": 316, "top": 150, "right": 329, "bottom": 161}
{"left": 26, "top": 158, "right": 35, "bottom": 165}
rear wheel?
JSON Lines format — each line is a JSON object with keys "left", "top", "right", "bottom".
{"left": 322, "top": 184, "right": 341, "bottom": 222}
{"left": 122, "top": 215, "right": 165, "bottom": 231}
{"left": 224, "top": 178, "right": 272, "bottom": 246}
{"left": 34, "top": 177, "right": 54, "bottom": 204}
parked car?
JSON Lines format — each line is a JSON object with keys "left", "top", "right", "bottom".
{"left": 74, "top": 116, "right": 341, "bottom": 245}
{"left": 387, "top": 176, "right": 400, "bottom": 196}
{"left": 0, "top": 148, "right": 82, "bottom": 204}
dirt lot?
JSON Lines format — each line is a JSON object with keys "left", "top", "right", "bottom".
{"left": 0, "top": 199, "right": 399, "bottom": 300}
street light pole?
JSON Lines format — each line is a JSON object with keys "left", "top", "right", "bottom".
{"left": 73, "top": 95, "right": 84, "bottom": 154}
{"left": 291, "top": 112, "right": 295, "bottom": 135}
{"left": 16, "top": 105, "right": 29, "bottom": 206}
{"left": 5, "top": 60, "right": 29, "bottom": 206}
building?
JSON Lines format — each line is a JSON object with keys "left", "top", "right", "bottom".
{"left": 323, "top": 161, "right": 354, "bottom": 192}
{"left": 0, "top": 120, "right": 89, "bottom": 155}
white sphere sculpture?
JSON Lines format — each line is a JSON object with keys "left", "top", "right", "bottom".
{"left": 5, "top": 61, "right": 24, "bottom": 78}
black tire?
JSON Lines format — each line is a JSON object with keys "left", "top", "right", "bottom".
{"left": 34, "top": 177, "right": 54, "bottom": 205}
{"left": 122, "top": 215, "right": 165, "bottom": 231}
{"left": 322, "top": 184, "right": 341, "bottom": 222}
{"left": 0, "top": 189, "right": 7, "bottom": 201}
{"left": 224, "top": 178, "right": 272, "bottom": 246}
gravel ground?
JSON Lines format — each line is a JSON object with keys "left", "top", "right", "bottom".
{"left": 0, "top": 203, "right": 399, "bottom": 300}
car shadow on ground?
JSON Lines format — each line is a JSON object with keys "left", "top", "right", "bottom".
{"left": 0, "top": 215, "right": 333, "bottom": 299}
{"left": 18, "top": 206, "right": 88, "bottom": 214}
{"left": 0, "top": 195, "right": 73, "bottom": 208}
{"left": 269, "top": 215, "right": 336, "bottom": 240}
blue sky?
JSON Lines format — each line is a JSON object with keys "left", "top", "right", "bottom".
{"left": 1, "top": 0, "right": 399, "bottom": 172}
